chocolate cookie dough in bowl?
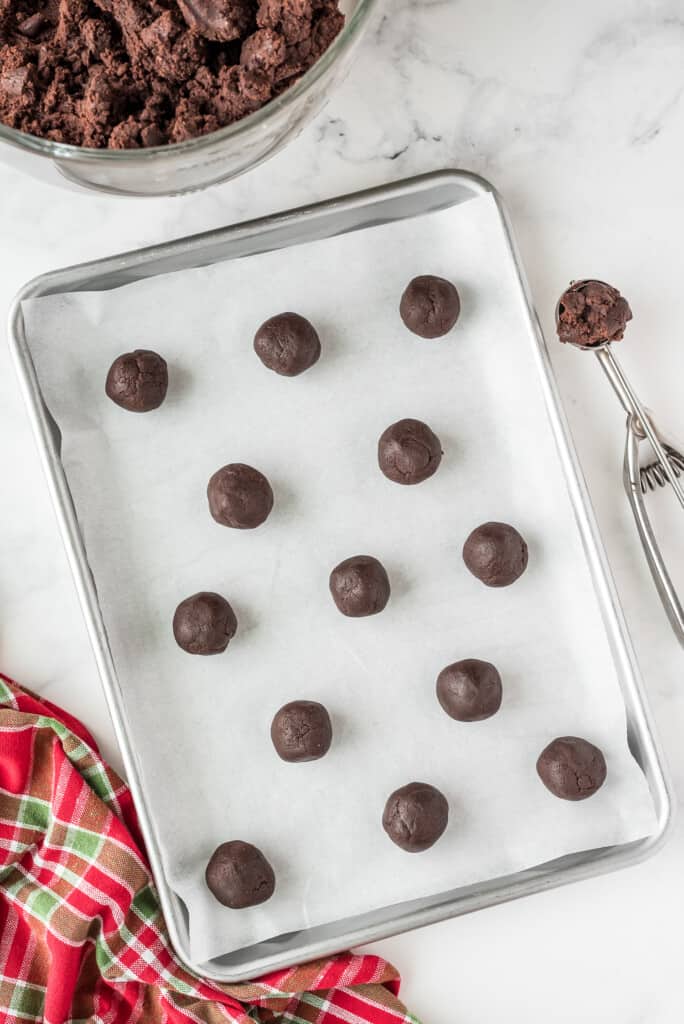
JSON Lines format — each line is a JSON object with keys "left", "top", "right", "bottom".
{"left": 0, "top": 0, "right": 378, "bottom": 196}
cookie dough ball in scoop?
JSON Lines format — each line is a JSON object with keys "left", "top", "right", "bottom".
{"left": 556, "top": 280, "right": 632, "bottom": 348}
{"left": 173, "top": 592, "right": 237, "bottom": 655}
{"left": 208, "top": 463, "right": 274, "bottom": 529}
{"left": 271, "top": 700, "right": 332, "bottom": 762}
{"left": 437, "top": 658, "right": 502, "bottom": 721}
{"left": 205, "top": 841, "right": 275, "bottom": 908}
{"left": 378, "top": 418, "right": 443, "bottom": 484}
{"left": 382, "top": 782, "right": 449, "bottom": 852}
{"left": 254, "top": 312, "right": 321, "bottom": 376}
{"left": 400, "top": 275, "right": 461, "bottom": 338}
{"left": 536, "top": 736, "right": 607, "bottom": 800}
{"left": 463, "top": 522, "right": 528, "bottom": 587}
{"left": 105, "top": 350, "right": 168, "bottom": 412}
{"left": 329, "top": 555, "right": 391, "bottom": 617}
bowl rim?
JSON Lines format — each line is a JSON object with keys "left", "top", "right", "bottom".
{"left": 0, "top": 0, "right": 377, "bottom": 162}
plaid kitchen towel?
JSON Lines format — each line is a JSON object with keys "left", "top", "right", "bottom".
{"left": 0, "top": 674, "right": 419, "bottom": 1024}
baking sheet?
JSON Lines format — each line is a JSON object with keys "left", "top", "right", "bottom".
{"left": 21, "top": 193, "right": 657, "bottom": 963}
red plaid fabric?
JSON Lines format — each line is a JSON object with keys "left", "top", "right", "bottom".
{"left": 0, "top": 674, "right": 418, "bottom": 1024}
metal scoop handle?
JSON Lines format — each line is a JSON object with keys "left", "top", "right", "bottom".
{"left": 596, "top": 348, "right": 684, "bottom": 505}
{"left": 596, "top": 347, "right": 684, "bottom": 644}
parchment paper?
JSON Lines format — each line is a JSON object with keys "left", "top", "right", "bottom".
{"left": 22, "top": 193, "right": 657, "bottom": 963}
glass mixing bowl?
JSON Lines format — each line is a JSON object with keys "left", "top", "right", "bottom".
{"left": 0, "top": 0, "right": 378, "bottom": 197}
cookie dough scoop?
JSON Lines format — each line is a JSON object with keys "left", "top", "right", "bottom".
{"left": 556, "top": 280, "right": 684, "bottom": 646}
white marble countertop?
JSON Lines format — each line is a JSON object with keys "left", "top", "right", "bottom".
{"left": 1, "top": 1, "right": 683, "bottom": 1020}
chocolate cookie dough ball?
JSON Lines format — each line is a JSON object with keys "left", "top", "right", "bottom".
{"left": 271, "top": 700, "right": 332, "bottom": 762}
{"left": 329, "top": 555, "right": 391, "bottom": 617}
{"left": 254, "top": 312, "right": 321, "bottom": 377}
{"left": 463, "top": 522, "right": 528, "bottom": 587}
{"left": 556, "top": 279, "right": 632, "bottom": 348}
{"left": 536, "top": 736, "right": 607, "bottom": 801}
{"left": 205, "top": 841, "right": 275, "bottom": 909}
{"left": 208, "top": 463, "right": 274, "bottom": 529}
{"left": 105, "top": 350, "right": 168, "bottom": 412}
{"left": 173, "top": 592, "right": 237, "bottom": 655}
{"left": 378, "top": 418, "right": 443, "bottom": 485}
{"left": 436, "top": 659, "right": 502, "bottom": 722}
{"left": 382, "top": 782, "right": 449, "bottom": 852}
{"left": 400, "top": 275, "right": 461, "bottom": 338}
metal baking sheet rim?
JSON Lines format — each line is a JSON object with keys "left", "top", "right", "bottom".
{"left": 8, "top": 169, "right": 674, "bottom": 983}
